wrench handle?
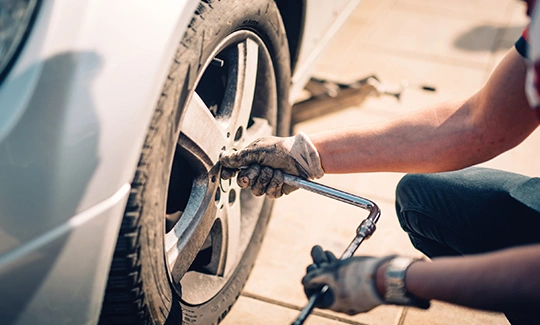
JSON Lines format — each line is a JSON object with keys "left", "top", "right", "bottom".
{"left": 282, "top": 174, "right": 375, "bottom": 212}
{"left": 283, "top": 174, "right": 380, "bottom": 325}
{"left": 291, "top": 288, "right": 324, "bottom": 325}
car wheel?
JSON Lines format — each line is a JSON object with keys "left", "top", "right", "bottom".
{"left": 98, "top": 0, "right": 291, "bottom": 324}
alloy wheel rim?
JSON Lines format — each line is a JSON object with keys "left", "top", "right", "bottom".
{"left": 164, "top": 30, "right": 278, "bottom": 305}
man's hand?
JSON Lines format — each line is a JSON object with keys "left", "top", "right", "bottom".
{"left": 303, "top": 246, "right": 339, "bottom": 308}
{"left": 302, "top": 246, "right": 393, "bottom": 315}
{"left": 219, "top": 132, "right": 324, "bottom": 198}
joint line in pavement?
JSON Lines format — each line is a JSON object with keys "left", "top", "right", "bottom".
{"left": 241, "top": 291, "right": 370, "bottom": 325}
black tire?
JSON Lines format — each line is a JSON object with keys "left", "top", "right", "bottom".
{"left": 99, "top": 1, "right": 291, "bottom": 324}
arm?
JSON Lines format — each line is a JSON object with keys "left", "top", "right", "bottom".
{"left": 219, "top": 49, "right": 539, "bottom": 196}
{"left": 376, "top": 244, "right": 540, "bottom": 311}
{"left": 311, "top": 48, "right": 540, "bottom": 174}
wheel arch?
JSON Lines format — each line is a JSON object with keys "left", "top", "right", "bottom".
{"left": 274, "top": 0, "right": 306, "bottom": 75}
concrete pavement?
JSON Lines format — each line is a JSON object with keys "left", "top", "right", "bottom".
{"left": 222, "top": 0, "right": 536, "bottom": 324}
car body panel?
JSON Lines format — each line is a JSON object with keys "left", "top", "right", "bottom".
{"left": 0, "top": 0, "right": 199, "bottom": 255}
{"left": 0, "top": 184, "right": 130, "bottom": 325}
{"left": 0, "top": 0, "right": 361, "bottom": 323}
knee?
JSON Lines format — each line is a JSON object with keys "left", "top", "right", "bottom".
{"left": 395, "top": 173, "right": 433, "bottom": 232}
{"left": 396, "top": 173, "right": 420, "bottom": 197}
{"left": 395, "top": 173, "right": 427, "bottom": 211}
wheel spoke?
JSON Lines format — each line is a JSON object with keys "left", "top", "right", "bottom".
{"left": 180, "top": 92, "right": 227, "bottom": 166}
{"left": 165, "top": 182, "right": 211, "bottom": 270}
{"left": 222, "top": 38, "right": 259, "bottom": 134}
{"left": 243, "top": 117, "right": 273, "bottom": 146}
{"left": 220, "top": 183, "right": 242, "bottom": 276}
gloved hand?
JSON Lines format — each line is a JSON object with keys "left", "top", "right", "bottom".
{"left": 219, "top": 132, "right": 324, "bottom": 198}
{"left": 303, "top": 246, "right": 339, "bottom": 308}
{"left": 302, "top": 245, "right": 395, "bottom": 315}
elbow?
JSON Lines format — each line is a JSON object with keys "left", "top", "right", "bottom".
{"left": 466, "top": 94, "right": 537, "bottom": 166}
{"left": 435, "top": 95, "right": 500, "bottom": 170}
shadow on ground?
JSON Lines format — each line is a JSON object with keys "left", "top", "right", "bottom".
{"left": 454, "top": 24, "right": 526, "bottom": 52}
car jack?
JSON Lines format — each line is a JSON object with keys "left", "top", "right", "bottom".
{"left": 291, "top": 75, "right": 435, "bottom": 127}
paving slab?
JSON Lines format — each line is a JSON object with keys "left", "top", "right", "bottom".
{"left": 365, "top": 6, "right": 500, "bottom": 69}
{"left": 313, "top": 0, "right": 397, "bottom": 78}
{"left": 396, "top": 0, "right": 514, "bottom": 21}
{"left": 220, "top": 296, "right": 347, "bottom": 325}
{"left": 402, "top": 301, "right": 511, "bottom": 325}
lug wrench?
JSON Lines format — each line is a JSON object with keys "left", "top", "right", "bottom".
{"left": 281, "top": 174, "right": 381, "bottom": 325}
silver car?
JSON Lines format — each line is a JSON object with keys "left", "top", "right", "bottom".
{"left": 0, "top": 0, "right": 360, "bottom": 324}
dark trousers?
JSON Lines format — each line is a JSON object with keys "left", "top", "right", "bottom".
{"left": 395, "top": 167, "right": 540, "bottom": 325}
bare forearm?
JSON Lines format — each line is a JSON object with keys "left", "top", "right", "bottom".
{"left": 309, "top": 98, "right": 484, "bottom": 173}
{"left": 404, "top": 245, "right": 540, "bottom": 311}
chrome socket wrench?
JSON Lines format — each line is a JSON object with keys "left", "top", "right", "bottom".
{"left": 282, "top": 174, "right": 381, "bottom": 325}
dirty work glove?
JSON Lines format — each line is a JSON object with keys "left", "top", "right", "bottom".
{"left": 219, "top": 132, "right": 324, "bottom": 198}
{"left": 303, "top": 245, "right": 339, "bottom": 308}
{"left": 302, "top": 246, "right": 395, "bottom": 315}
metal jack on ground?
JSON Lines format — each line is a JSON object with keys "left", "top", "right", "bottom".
{"left": 291, "top": 75, "right": 436, "bottom": 129}
{"left": 281, "top": 174, "right": 381, "bottom": 325}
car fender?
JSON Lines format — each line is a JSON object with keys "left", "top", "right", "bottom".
{"left": 0, "top": 0, "right": 200, "bottom": 254}
{"left": 0, "top": 1, "right": 198, "bottom": 323}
